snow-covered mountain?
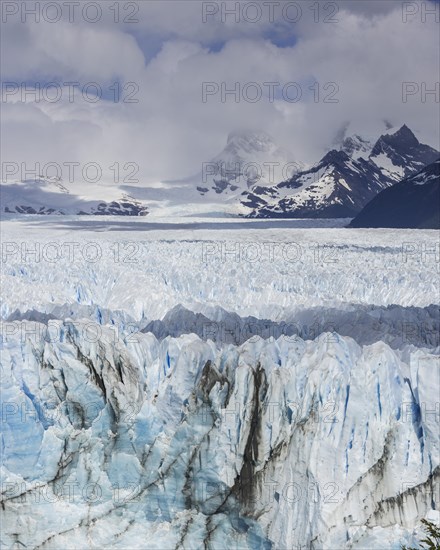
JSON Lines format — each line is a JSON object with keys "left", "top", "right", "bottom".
{"left": 0, "top": 131, "right": 299, "bottom": 218}
{"left": 242, "top": 125, "right": 439, "bottom": 219}
{"left": 1, "top": 126, "right": 437, "bottom": 219}
{"left": 241, "top": 149, "right": 388, "bottom": 218}
{"left": 369, "top": 124, "right": 439, "bottom": 182}
{"left": 0, "top": 177, "right": 149, "bottom": 216}
{"left": 190, "top": 130, "right": 302, "bottom": 198}
{"left": 350, "top": 158, "right": 440, "bottom": 229}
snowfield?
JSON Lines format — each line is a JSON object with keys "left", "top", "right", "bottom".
{"left": 1, "top": 216, "right": 439, "bottom": 549}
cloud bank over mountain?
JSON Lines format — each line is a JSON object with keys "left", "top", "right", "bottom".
{"left": 1, "top": 0, "right": 439, "bottom": 186}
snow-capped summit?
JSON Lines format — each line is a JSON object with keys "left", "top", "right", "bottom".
{"left": 225, "top": 129, "right": 283, "bottom": 154}
{"left": 193, "top": 130, "right": 301, "bottom": 198}
{"left": 340, "top": 134, "right": 374, "bottom": 160}
{"left": 369, "top": 124, "right": 439, "bottom": 181}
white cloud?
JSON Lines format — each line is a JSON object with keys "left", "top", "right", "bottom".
{"left": 1, "top": 1, "right": 439, "bottom": 185}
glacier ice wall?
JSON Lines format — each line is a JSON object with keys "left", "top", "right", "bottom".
{"left": 1, "top": 320, "right": 438, "bottom": 549}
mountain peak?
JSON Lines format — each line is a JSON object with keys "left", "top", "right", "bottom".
{"left": 381, "top": 124, "right": 419, "bottom": 146}
{"left": 341, "top": 134, "right": 373, "bottom": 159}
{"left": 319, "top": 149, "right": 350, "bottom": 166}
{"left": 226, "top": 130, "right": 276, "bottom": 150}
{"left": 369, "top": 124, "right": 426, "bottom": 176}
{"left": 394, "top": 123, "right": 417, "bottom": 139}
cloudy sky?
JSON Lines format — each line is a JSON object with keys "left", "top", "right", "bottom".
{"left": 1, "top": 0, "right": 439, "bottom": 185}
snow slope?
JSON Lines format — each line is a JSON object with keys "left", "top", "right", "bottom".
{"left": 0, "top": 177, "right": 149, "bottom": 216}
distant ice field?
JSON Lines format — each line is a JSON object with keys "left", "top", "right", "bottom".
{"left": 1, "top": 216, "right": 438, "bottom": 323}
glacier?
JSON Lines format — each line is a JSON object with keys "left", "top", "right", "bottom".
{"left": 1, "top": 322, "right": 439, "bottom": 548}
{"left": 0, "top": 216, "right": 439, "bottom": 549}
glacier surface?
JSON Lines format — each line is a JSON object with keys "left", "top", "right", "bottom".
{"left": 1, "top": 217, "right": 439, "bottom": 549}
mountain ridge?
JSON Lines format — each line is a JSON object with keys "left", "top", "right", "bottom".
{"left": 1, "top": 125, "right": 438, "bottom": 219}
{"left": 242, "top": 125, "right": 439, "bottom": 219}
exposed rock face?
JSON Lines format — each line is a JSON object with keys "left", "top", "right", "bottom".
{"left": 350, "top": 159, "right": 440, "bottom": 229}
